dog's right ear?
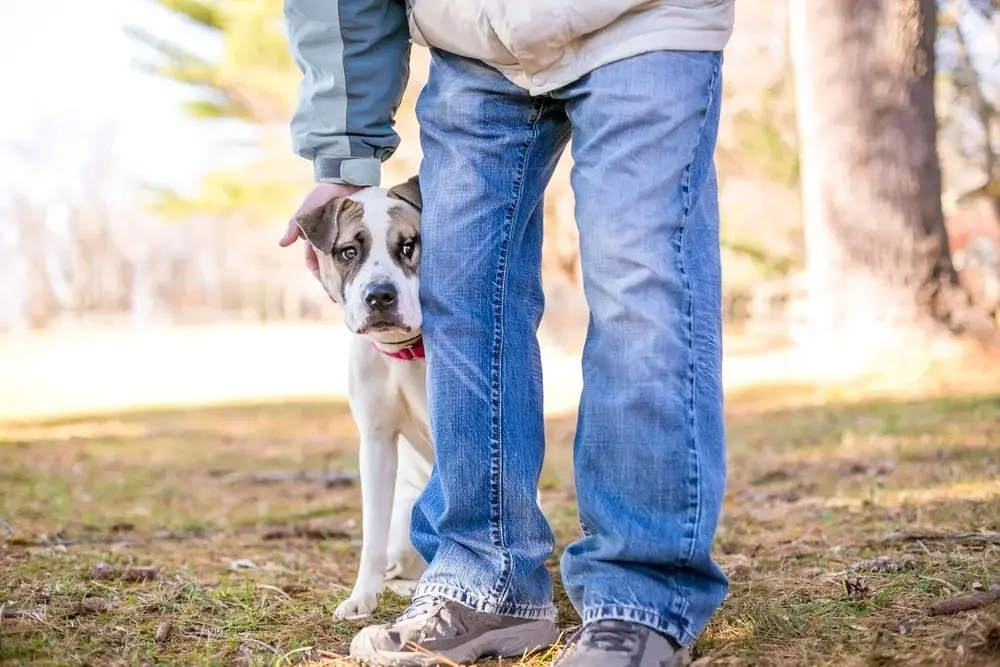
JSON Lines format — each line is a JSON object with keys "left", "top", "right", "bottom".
{"left": 387, "top": 175, "right": 421, "bottom": 211}
{"left": 294, "top": 197, "right": 360, "bottom": 254}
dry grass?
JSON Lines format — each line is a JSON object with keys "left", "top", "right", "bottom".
{"left": 2, "top": 350, "right": 1000, "bottom": 666}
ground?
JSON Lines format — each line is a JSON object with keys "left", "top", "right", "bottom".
{"left": 2, "top": 343, "right": 1000, "bottom": 666}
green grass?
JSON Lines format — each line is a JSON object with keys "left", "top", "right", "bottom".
{"left": 2, "top": 390, "right": 999, "bottom": 666}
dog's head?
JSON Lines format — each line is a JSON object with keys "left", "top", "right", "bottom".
{"left": 295, "top": 176, "right": 422, "bottom": 344}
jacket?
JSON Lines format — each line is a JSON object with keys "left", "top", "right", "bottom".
{"left": 284, "top": 0, "right": 736, "bottom": 187}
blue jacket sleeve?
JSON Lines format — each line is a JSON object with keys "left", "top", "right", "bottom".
{"left": 285, "top": 0, "right": 411, "bottom": 186}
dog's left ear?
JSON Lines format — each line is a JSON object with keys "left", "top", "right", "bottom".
{"left": 387, "top": 175, "right": 421, "bottom": 211}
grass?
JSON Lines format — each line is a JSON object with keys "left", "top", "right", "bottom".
{"left": 2, "top": 383, "right": 1000, "bottom": 666}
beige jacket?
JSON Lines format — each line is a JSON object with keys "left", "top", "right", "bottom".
{"left": 285, "top": 0, "right": 735, "bottom": 185}
{"left": 409, "top": 0, "right": 735, "bottom": 95}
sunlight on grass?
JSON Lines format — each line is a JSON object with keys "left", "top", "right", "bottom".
{"left": 2, "top": 371, "right": 1000, "bottom": 665}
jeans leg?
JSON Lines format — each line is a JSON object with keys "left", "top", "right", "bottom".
{"left": 411, "top": 49, "right": 571, "bottom": 619}
{"left": 553, "top": 51, "right": 729, "bottom": 645}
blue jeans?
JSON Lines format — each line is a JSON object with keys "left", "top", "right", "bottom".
{"left": 410, "top": 48, "right": 728, "bottom": 647}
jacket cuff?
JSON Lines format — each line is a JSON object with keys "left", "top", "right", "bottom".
{"left": 314, "top": 156, "right": 382, "bottom": 187}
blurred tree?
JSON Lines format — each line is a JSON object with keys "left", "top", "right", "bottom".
{"left": 126, "top": 0, "right": 309, "bottom": 224}
{"left": 938, "top": 0, "right": 1000, "bottom": 204}
{"left": 789, "top": 0, "right": 998, "bottom": 353}
{"left": 127, "top": 0, "right": 295, "bottom": 123}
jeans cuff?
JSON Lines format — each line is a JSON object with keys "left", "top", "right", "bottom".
{"left": 582, "top": 604, "right": 694, "bottom": 647}
{"left": 414, "top": 583, "right": 558, "bottom": 621}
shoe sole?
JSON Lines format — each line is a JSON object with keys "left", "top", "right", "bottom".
{"left": 352, "top": 619, "right": 560, "bottom": 666}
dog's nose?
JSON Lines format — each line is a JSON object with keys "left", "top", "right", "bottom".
{"left": 365, "top": 283, "right": 397, "bottom": 311}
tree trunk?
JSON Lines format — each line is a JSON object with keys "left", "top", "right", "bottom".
{"left": 789, "top": 0, "right": 996, "bottom": 357}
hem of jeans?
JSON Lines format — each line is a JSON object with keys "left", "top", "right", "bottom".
{"left": 582, "top": 604, "right": 695, "bottom": 647}
{"left": 414, "top": 583, "right": 557, "bottom": 621}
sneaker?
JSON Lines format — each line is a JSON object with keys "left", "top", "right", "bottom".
{"left": 552, "top": 619, "right": 690, "bottom": 667}
{"left": 349, "top": 595, "right": 559, "bottom": 666}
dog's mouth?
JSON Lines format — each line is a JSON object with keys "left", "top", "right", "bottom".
{"left": 356, "top": 319, "right": 412, "bottom": 336}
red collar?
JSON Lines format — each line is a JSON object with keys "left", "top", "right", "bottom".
{"left": 372, "top": 337, "right": 425, "bottom": 361}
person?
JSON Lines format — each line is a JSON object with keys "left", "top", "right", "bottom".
{"left": 279, "top": 1, "right": 734, "bottom": 664}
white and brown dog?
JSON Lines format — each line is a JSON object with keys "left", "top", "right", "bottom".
{"left": 295, "top": 176, "right": 433, "bottom": 620}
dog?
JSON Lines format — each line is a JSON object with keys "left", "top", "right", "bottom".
{"left": 296, "top": 175, "right": 544, "bottom": 620}
{"left": 295, "top": 175, "right": 433, "bottom": 620}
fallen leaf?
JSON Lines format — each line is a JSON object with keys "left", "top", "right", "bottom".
{"left": 844, "top": 574, "right": 872, "bottom": 600}
{"left": 155, "top": 619, "right": 172, "bottom": 644}
{"left": 850, "top": 556, "right": 919, "bottom": 573}
{"left": 90, "top": 561, "right": 116, "bottom": 581}
{"left": 70, "top": 598, "right": 109, "bottom": 616}
{"left": 750, "top": 468, "right": 795, "bottom": 485}
{"left": 121, "top": 566, "right": 159, "bottom": 582}
{"left": 842, "top": 460, "right": 896, "bottom": 477}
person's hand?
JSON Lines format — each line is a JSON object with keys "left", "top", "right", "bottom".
{"left": 280, "top": 182, "right": 363, "bottom": 280}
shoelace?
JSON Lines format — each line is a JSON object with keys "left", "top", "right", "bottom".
{"left": 576, "top": 619, "right": 645, "bottom": 653}
{"left": 395, "top": 596, "right": 445, "bottom": 623}
{"left": 392, "top": 596, "right": 452, "bottom": 642}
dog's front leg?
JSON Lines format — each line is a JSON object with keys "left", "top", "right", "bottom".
{"left": 333, "top": 426, "right": 398, "bottom": 620}
{"left": 384, "top": 437, "right": 430, "bottom": 586}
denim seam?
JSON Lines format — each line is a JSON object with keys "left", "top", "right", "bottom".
{"left": 582, "top": 603, "right": 695, "bottom": 647}
{"left": 675, "top": 56, "right": 722, "bottom": 569}
{"left": 487, "top": 95, "right": 548, "bottom": 606}
{"left": 414, "top": 583, "right": 558, "bottom": 621}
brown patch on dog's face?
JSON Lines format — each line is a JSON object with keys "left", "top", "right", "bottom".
{"left": 387, "top": 205, "right": 421, "bottom": 278}
{"left": 328, "top": 204, "right": 372, "bottom": 304}
{"left": 295, "top": 197, "right": 369, "bottom": 303}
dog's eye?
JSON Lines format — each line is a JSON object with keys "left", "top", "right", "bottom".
{"left": 339, "top": 247, "right": 358, "bottom": 261}
{"left": 400, "top": 241, "right": 415, "bottom": 259}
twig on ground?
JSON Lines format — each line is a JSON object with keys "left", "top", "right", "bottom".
{"left": 921, "top": 576, "right": 961, "bottom": 593}
{"left": 405, "top": 641, "right": 461, "bottom": 666}
{"left": 239, "top": 635, "right": 279, "bottom": 655}
{"left": 881, "top": 531, "right": 1000, "bottom": 545}
{"left": 261, "top": 526, "right": 351, "bottom": 541}
{"left": 186, "top": 626, "right": 223, "bottom": 639}
{"left": 222, "top": 469, "right": 358, "bottom": 488}
{"left": 0, "top": 608, "right": 44, "bottom": 621}
{"left": 928, "top": 588, "right": 1000, "bottom": 616}
{"left": 255, "top": 583, "right": 293, "bottom": 600}
{"left": 10, "top": 528, "right": 210, "bottom": 548}
{"left": 274, "top": 645, "right": 315, "bottom": 666}
{"left": 316, "top": 649, "right": 344, "bottom": 659}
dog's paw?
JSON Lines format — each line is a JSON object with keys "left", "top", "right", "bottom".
{"left": 333, "top": 593, "right": 378, "bottom": 620}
